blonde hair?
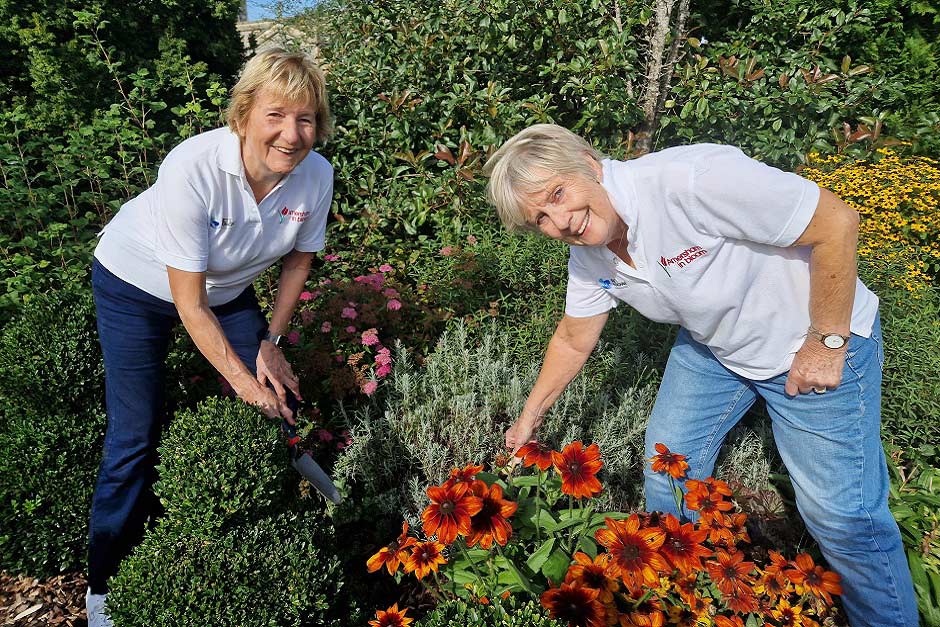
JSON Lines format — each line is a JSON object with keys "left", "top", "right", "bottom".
{"left": 226, "top": 47, "right": 332, "bottom": 144}
{"left": 483, "top": 124, "right": 604, "bottom": 232}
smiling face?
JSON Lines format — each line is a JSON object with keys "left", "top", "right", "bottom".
{"left": 240, "top": 89, "right": 317, "bottom": 187}
{"left": 521, "top": 159, "right": 625, "bottom": 247}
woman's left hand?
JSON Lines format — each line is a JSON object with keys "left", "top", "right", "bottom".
{"left": 784, "top": 339, "right": 846, "bottom": 396}
{"left": 257, "top": 341, "right": 302, "bottom": 404}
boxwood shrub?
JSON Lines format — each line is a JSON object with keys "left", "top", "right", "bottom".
{"left": 415, "top": 598, "right": 563, "bottom": 627}
{"left": 0, "top": 288, "right": 103, "bottom": 416}
{"left": 0, "top": 404, "right": 106, "bottom": 576}
{"left": 152, "top": 396, "right": 302, "bottom": 535}
{"left": 107, "top": 511, "right": 348, "bottom": 627}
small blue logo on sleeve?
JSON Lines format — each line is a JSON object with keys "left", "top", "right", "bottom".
{"left": 598, "top": 279, "right": 612, "bottom": 290}
{"left": 210, "top": 219, "right": 220, "bottom": 229}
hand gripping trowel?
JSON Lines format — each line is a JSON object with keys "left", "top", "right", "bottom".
{"left": 281, "top": 419, "right": 342, "bottom": 504}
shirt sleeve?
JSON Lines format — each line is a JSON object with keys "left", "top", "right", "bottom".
{"left": 564, "top": 249, "right": 618, "bottom": 318}
{"left": 293, "top": 160, "right": 333, "bottom": 253}
{"left": 153, "top": 160, "right": 210, "bottom": 272}
{"left": 684, "top": 146, "right": 820, "bottom": 247}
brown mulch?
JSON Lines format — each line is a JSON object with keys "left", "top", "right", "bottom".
{"left": 0, "top": 572, "right": 87, "bottom": 626}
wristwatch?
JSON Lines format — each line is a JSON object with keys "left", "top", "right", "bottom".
{"left": 807, "top": 325, "right": 850, "bottom": 350}
{"left": 262, "top": 330, "right": 287, "bottom": 348}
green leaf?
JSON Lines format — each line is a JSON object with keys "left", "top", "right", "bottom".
{"left": 526, "top": 538, "right": 555, "bottom": 572}
{"left": 541, "top": 548, "right": 571, "bottom": 585}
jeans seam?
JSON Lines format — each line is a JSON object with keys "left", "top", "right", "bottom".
{"left": 695, "top": 382, "right": 751, "bottom": 474}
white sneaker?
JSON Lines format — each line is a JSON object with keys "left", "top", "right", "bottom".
{"left": 85, "top": 588, "right": 114, "bottom": 627}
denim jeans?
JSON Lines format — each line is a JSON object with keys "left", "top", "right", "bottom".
{"left": 643, "top": 315, "right": 917, "bottom": 627}
{"left": 88, "top": 258, "right": 267, "bottom": 593}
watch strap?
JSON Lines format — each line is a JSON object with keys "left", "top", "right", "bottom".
{"left": 262, "top": 330, "right": 286, "bottom": 347}
{"left": 807, "top": 325, "right": 850, "bottom": 349}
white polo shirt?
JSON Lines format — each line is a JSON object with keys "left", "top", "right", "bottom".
{"left": 95, "top": 127, "right": 332, "bottom": 306}
{"left": 565, "top": 144, "right": 879, "bottom": 380}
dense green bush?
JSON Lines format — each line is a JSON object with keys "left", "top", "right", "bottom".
{"left": 0, "top": 289, "right": 103, "bottom": 415}
{"left": 107, "top": 511, "right": 348, "bottom": 627}
{"left": 107, "top": 396, "right": 355, "bottom": 625}
{"left": 415, "top": 597, "right": 564, "bottom": 627}
{"left": 153, "top": 397, "right": 302, "bottom": 534}
{"left": 0, "top": 404, "right": 106, "bottom": 576}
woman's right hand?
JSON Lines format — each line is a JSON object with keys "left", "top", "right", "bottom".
{"left": 237, "top": 379, "right": 294, "bottom": 424}
{"left": 505, "top": 413, "right": 539, "bottom": 456}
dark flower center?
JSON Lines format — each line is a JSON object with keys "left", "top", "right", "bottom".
{"left": 568, "top": 462, "right": 581, "bottom": 473}
{"left": 620, "top": 544, "right": 641, "bottom": 560}
{"left": 440, "top": 501, "right": 455, "bottom": 515}
{"left": 669, "top": 538, "right": 686, "bottom": 552}
{"left": 387, "top": 541, "right": 399, "bottom": 552}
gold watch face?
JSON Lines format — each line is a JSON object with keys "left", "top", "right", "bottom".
{"left": 823, "top": 334, "right": 846, "bottom": 349}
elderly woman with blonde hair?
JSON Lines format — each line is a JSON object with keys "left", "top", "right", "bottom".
{"left": 86, "top": 47, "right": 332, "bottom": 624}
{"left": 485, "top": 124, "right": 916, "bottom": 627}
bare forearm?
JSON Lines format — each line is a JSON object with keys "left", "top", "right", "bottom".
{"left": 178, "top": 305, "right": 256, "bottom": 390}
{"left": 267, "top": 251, "right": 313, "bottom": 336}
{"left": 806, "top": 192, "right": 859, "bottom": 334}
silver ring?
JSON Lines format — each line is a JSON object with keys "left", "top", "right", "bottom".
{"left": 813, "top": 387, "right": 827, "bottom": 394}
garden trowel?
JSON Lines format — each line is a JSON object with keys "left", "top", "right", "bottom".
{"left": 281, "top": 419, "right": 342, "bottom": 504}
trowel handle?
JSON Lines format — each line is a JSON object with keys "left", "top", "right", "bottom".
{"left": 281, "top": 418, "right": 302, "bottom": 448}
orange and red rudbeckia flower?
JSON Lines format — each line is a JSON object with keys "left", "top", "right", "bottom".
{"left": 705, "top": 549, "right": 756, "bottom": 595}
{"left": 565, "top": 552, "right": 619, "bottom": 604}
{"left": 421, "top": 483, "right": 483, "bottom": 544}
{"left": 443, "top": 463, "right": 487, "bottom": 493}
{"left": 649, "top": 443, "right": 690, "bottom": 479}
{"left": 404, "top": 540, "right": 447, "bottom": 580}
{"left": 367, "top": 521, "right": 417, "bottom": 575}
{"left": 465, "top": 482, "right": 518, "bottom": 549}
{"left": 594, "top": 514, "right": 669, "bottom": 591}
{"left": 713, "top": 616, "right": 745, "bottom": 627}
{"left": 368, "top": 603, "right": 414, "bottom": 627}
{"left": 516, "top": 441, "right": 556, "bottom": 471}
{"left": 552, "top": 441, "right": 603, "bottom": 499}
{"left": 657, "top": 513, "right": 711, "bottom": 575}
{"left": 785, "top": 552, "right": 843, "bottom": 604}
{"left": 540, "top": 582, "right": 608, "bottom": 627}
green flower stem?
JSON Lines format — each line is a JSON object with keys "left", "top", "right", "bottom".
{"left": 457, "top": 541, "right": 488, "bottom": 596}
{"left": 535, "top": 469, "right": 543, "bottom": 543}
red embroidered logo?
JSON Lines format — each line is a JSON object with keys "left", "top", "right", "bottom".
{"left": 658, "top": 245, "right": 708, "bottom": 277}
{"left": 278, "top": 206, "right": 310, "bottom": 224}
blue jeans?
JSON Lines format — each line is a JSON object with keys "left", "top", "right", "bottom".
{"left": 88, "top": 258, "right": 268, "bottom": 593}
{"left": 643, "top": 316, "right": 916, "bottom": 627}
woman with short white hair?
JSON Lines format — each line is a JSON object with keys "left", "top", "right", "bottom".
{"left": 87, "top": 47, "right": 332, "bottom": 625}
{"left": 486, "top": 124, "right": 916, "bottom": 627}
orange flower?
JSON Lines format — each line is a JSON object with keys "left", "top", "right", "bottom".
{"left": 595, "top": 514, "right": 669, "bottom": 590}
{"left": 421, "top": 483, "right": 482, "bottom": 544}
{"left": 684, "top": 478, "right": 733, "bottom": 522}
{"left": 369, "top": 603, "right": 413, "bottom": 627}
{"left": 465, "top": 482, "right": 517, "bottom": 548}
{"left": 516, "top": 441, "right": 556, "bottom": 471}
{"left": 785, "top": 553, "right": 843, "bottom": 604}
{"left": 552, "top": 441, "right": 603, "bottom": 498}
{"left": 540, "top": 583, "right": 607, "bottom": 627}
{"left": 713, "top": 617, "right": 745, "bottom": 627}
{"left": 367, "top": 521, "right": 417, "bottom": 575}
{"left": 769, "top": 598, "right": 804, "bottom": 627}
{"left": 754, "top": 550, "right": 790, "bottom": 599}
{"left": 404, "top": 540, "right": 446, "bottom": 579}
{"left": 622, "top": 595, "right": 666, "bottom": 627}
{"left": 721, "top": 585, "right": 759, "bottom": 614}
{"left": 565, "top": 552, "right": 619, "bottom": 603}
{"left": 649, "top": 443, "right": 689, "bottom": 479}
{"left": 705, "top": 549, "right": 755, "bottom": 595}
{"left": 658, "top": 513, "right": 711, "bottom": 575}
{"left": 443, "top": 463, "right": 487, "bottom": 493}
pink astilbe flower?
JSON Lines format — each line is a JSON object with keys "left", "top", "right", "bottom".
{"left": 439, "top": 246, "right": 454, "bottom": 256}
{"left": 321, "top": 321, "right": 332, "bottom": 333}
{"left": 354, "top": 273, "right": 385, "bottom": 290}
{"left": 376, "top": 364, "right": 392, "bottom": 378}
{"left": 346, "top": 325, "right": 357, "bottom": 333}
{"left": 324, "top": 253, "right": 341, "bottom": 261}
{"left": 299, "top": 291, "right": 314, "bottom": 301}
{"left": 362, "top": 380, "right": 379, "bottom": 396}
{"left": 341, "top": 306, "right": 358, "bottom": 319}
{"left": 375, "top": 348, "right": 392, "bottom": 366}
{"left": 317, "top": 429, "right": 334, "bottom": 442}
{"left": 379, "top": 264, "right": 393, "bottom": 273}
{"left": 467, "top": 235, "right": 478, "bottom": 245}
{"left": 383, "top": 288, "right": 400, "bottom": 299}
{"left": 362, "top": 328, "right": 380, "bottom": 346}
{"left": 387, "top": 299, "right": 402, "bottom": 311}
{"left": 287, "top": 331, "right": 301, "bottom": 345}
{"left": 301, "top": 310, "right": 315, "bottom": 324}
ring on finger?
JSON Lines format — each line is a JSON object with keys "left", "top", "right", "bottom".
{"left": 812, "top": 387, "right": 827, "bottom": 394}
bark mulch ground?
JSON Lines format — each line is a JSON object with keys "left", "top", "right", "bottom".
{"left": 0, "top": 572, "right": 87, "bottom": 626}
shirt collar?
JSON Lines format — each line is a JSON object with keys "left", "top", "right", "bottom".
{"left": 601, "top": 158, "right": 639, "bottom": 236}
{"left": 217, "top": 128, "right": 244, "bottom": 177}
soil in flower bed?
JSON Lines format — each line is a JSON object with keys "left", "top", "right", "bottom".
{"left": 0, "top": 571, "right": 87, "bottom": 626}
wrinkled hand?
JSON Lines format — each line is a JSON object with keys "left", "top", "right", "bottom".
{"left": 505, "top": 414, "right": 539, "bottom": 457}
{"left": 256, "top": 341, "right": 301, "bottom": 417}
{"left": 784, "top": 339, "right": 847, "bottom": 396}
{"left": 238, "top": 380, "right": 294, "bottom": 423}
